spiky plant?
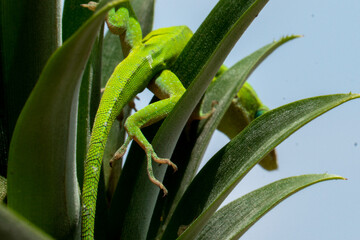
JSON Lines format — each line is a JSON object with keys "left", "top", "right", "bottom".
{"left": 1, "top": 0, "right": 358, "bottom": 239}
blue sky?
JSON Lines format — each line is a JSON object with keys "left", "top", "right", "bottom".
{"left": 147, "top": 0, "right": 360, "bottom": 239}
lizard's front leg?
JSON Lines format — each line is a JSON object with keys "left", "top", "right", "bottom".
{"left": 110, "top": 70, "right": 185, "bottom": 195}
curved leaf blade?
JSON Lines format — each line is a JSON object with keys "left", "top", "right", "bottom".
{"left": 62, "top": 0, "right": 94, "bottom": 41}
{"left": 195, "top": 174, "right": 345, "bottom": 239}
{"left": 7, "top": 1, "right": 126, "bottom": 238}
{"left": 0, "top": 204, "right": 53, "bottom": 240}
{"left": 163, "top": 93, "right": 360, "bottom": 239}
{"left": 1, "top": 0, "right": 61, "bottom": 176}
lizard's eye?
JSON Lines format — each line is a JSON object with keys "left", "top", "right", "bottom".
{"left": 255, "top": 105, "right": 269, "bottom": 119}
{"left": 255, "top": 109, "right": 266, "bottom": 118}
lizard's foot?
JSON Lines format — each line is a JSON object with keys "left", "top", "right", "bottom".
{"left": 109, "top": 137, "right": 132, "bottom": 167}
{"left": 144, "top": 147, "right": 178, "bottom": 196}
{"left": 191, "top": 100, "right": 218, "bottom": 121}
{"left": 198, "top": 100, "right": 218, "bottom": 120}
{"left": 145, "top": 151, "right": 170, "bottom": 196}
{"left": 147, "top": 170, "right": 168, "bottom": 196}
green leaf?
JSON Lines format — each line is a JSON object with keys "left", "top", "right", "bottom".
{"left": 62, "top": 1, "right": 105, "bottom": 189}
{"left": 7, "top": 1, "right": 126, "bottom": 238}
{"left": 63, "top": 0, "right": 94, "bottom": 41}
{"left": 163, "top": 93, "right": 360, "bottom": 239}
{"left": 0, "top": 0, "right": 61, "bottom": 176}
{"left": 111, "top": 0, "right": 270, "bottom": 239}
{"left": 195, "top": 174, "right": 345, "bottom": 240}
{"left": 64, "top": 4, "right": 104, "bottom": 190}
{"left": 77, "top": 25, "right": 105, "bottom": 192}
{"left": 101, "top": 33, "right": 124, "bottom": 87}
{"left": 0, "top": 204, "right": 53, "bottom": 240}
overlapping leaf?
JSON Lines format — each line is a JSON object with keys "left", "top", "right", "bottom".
{"left": 7, "top": 1, "right": 126, "bottom": 238}
{"left": 163, "top": 93, "right": 360, "bottom": 239}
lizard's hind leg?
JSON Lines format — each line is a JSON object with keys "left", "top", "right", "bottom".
{"left": 120, "top": 70, "right": 185, "bottom": 194}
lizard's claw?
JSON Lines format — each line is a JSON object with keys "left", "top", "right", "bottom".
{"left": 151, "top": 153, "right": 178, "bottom": 172}
{"left": 80, "top": 1, "right": 98, "bottom": 11}
{"left": 145, "top": 148, "right": 178, "bottom": 196}
{"left": 109, "top": 137, "right": 131, "bottom": 167}
{"left": 109, "top": 151, "right": 124, "bottom": 168}
{"left": 148, "top": 175, "right": 168, "bottom": 197}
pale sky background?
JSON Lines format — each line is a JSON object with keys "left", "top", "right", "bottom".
{"left": 145, "top": 0, "right": 360, "bottom": 239}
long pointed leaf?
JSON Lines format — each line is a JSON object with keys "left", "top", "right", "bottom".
{"left": 195, "top": 174, "right": 345, "bottom": 240}
{"left": 0, "top": 0, "right": 61, "bottom": 176}
{"left": 163, "top": 93, "right": 360, "bottom": 239}
{"left": 116, "top": 1, "right": 269, "bottom": 239}
{"left": 149, "top": 35, "right": 299, "bottom": 239}
{"left": 7, "top": 1, "right": 126, "bottom": 238}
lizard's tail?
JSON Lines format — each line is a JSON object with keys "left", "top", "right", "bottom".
{"left": 81, "top": 141, "right": 104, "bottom": 239}
{"left": 81, "top": 112, "right": 116, "bottom": 239}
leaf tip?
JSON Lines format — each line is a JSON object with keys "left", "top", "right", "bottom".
{"left": 324, "top": 173, "right": 346, "bottom": 181}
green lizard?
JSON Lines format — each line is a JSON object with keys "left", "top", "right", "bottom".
{"left": 81, "top": 2, "right": 191, "bottom": 238}
{"left": 81, "top": 1, "right": 276, "bottom": 238}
